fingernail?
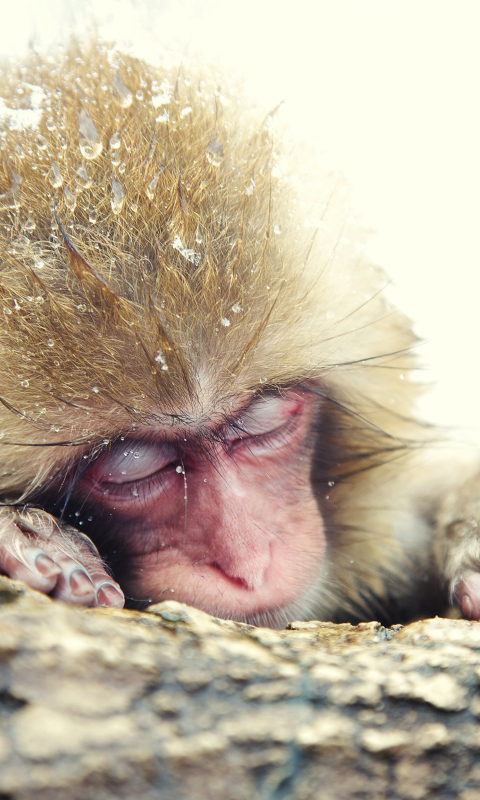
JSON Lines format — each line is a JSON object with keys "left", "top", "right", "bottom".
{"left": 461, "top": 594, "right": 473, "bottom": 618}
{"left": 96, "top": 584, "right": 125, "bottom": 608}
{"left": 69, "top": 569, "right": 94, "bottom": 597}
{"left": 35, "top": 554, "right": 61, "bottom": 578}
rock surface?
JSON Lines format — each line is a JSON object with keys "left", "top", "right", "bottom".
{"left": 1, "top": 576, "right": 480, "bottom": 799}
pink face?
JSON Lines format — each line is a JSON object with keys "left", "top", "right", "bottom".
{"left": 77, "top": 387, "right": 325, "bottom": 625}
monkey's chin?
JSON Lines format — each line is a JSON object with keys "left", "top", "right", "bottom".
{"left": 127, "top": 555, "right": 322, "bottom": 630}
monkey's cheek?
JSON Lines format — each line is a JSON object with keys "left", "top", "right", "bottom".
{"left": 454, "top": 573, "right": 480, "bottom": 620}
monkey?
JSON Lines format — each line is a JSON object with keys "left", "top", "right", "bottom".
{"left": 0, "top": 40, "right": 478, "bottom": 628}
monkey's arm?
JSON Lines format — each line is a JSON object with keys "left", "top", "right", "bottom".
{"left": 436, "top": 470, "right": 480, "bottom": 620}
{"left": 0, "top": 508, "right": 124, "bottom": 607}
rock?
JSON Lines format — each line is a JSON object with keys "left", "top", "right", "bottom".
{"left": 1, "top": 576, "right": 480, "bottom": 799}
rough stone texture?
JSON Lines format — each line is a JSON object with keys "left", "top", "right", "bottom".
{"left": 1, "top": 577, "right": 480, "bottom": 799}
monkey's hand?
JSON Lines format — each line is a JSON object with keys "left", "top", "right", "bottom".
{"left": 436, "top": 470, "right": 480, "bottom": 620}
{"left": 0, "top": 507, "right": 124, "bottom": 607}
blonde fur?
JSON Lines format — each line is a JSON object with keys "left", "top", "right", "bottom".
{"left": 0, "top": 40, "right": 440, "bottom": 621}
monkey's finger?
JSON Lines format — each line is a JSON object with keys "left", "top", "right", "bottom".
{"left": 49, "top": 553, "right": 98, "bottom": 606}
{"left": 0, "top": 517, "right": 62, "bottom": 593}
{"left": 46, "top": 547, "right": 125, "bottom": 608}
{"left": 454, "top": 573, "right": 480, "bottom": 620}
{"left": 90, "top": 574, "right": 125, "bottom": 609}
{"left": 67, "top": 539, "right": 125, "bottom": 607}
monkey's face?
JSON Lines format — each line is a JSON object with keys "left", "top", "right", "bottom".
{"left": 61, "top": 387, "right": 325, "bottom": 626}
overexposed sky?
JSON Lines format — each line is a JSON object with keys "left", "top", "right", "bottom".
{"left": 1, "top": 0, "right": 479, "bottom": 439}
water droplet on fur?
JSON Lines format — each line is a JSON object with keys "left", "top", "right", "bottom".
{"left": 23, "top": 217, "right": 36, "bottom": 232}
{"left": 75, "top": 165, "right": 92, "bottom": 191}
{"left": 176, "top": 465, "right": 183, "bottom": 474}
{"left": 146, "top": 170, "right": 163, "bottom": 200}
{"left": 63, "top": 188, "right": 76, "bottom": 212}
{"left": 80, "top": 139, "right": 102, "bottom": 159}
{"left": 245, "top": 178, "right": 255, "bottom": 196}
{"left": 206, "top": 135, "right": 223, "bottom": 166}
{"left": 88, "top": 208, "right": 98, "bottom": 224}
{"left": 111, "top": 74, "right": 133, "bottom": 108}
{"left": 47, "top": 339, "right": 54, "bottom": 347}
{"left": 20, "top": 380, "right": 29, "bottom": 387}
{"left": 273, "top": 223, "right": 282, "bottom": 235}
{"left": 47, "top": 161, "right": 62, "bottom": 188}
{"left": 92, "top": 386, "right": 99, "bottom": 393}
{"left": 111, "top": 178, "right": 124, "bottom": 214}
{"left": 78, "top": 109, "right": 102, "bottom": 160}
{"left": 109, "top": 132, "right": 121, "bottom": 149}
{"left": 195, "top": 229, "right": 203, "bottom": 244}
{"left": 35, "top": 133, "right": 48, "bottom": 150}
{"left": 135, "top": 89, "right": 144, "bottom": 101}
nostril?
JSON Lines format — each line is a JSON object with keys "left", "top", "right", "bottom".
{"left": 212, "top": 561, "right": 250, "bottom": 590}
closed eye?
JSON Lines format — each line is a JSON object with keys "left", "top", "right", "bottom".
{"left": 223, "top": 393, "right": 303, "bottom": 451}
{"left": 85, "top": 440, "right": 179, "bottom": 486}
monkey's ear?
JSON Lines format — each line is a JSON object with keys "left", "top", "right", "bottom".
{"left": 54, "top": 207, "right": 118, "bottom": 303}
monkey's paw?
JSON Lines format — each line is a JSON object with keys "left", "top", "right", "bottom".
{"left": 436, "top": 469, "right": 480, "bottom": 621}
{"left": 0, "top": 507, "right": 124, "bottom": 608}
{"left": 453, "top": 573, "right": 480, "bottom": 620}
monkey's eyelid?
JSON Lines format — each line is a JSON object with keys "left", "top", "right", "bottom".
{"left": 83, "top": 441, "right": 178, "bottom": 485}
{"left": 223, "top": 394, "right": 302, "bottom": 441}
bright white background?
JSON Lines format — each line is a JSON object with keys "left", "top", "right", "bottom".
{"left": 1, "top": 0, "right": 479, "bottom": 441}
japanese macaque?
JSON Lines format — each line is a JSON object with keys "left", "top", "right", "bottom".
{"left": 0, "top": 41, "right": 478, "bottom": 628}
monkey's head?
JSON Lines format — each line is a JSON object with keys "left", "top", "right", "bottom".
{"left": 0, "top": 41, "right": 428, "bottom": 626}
